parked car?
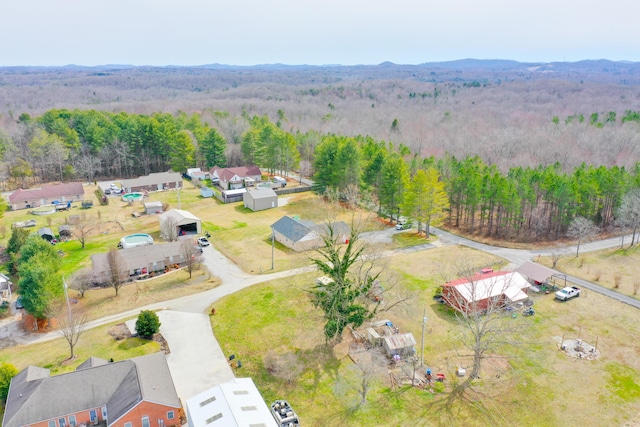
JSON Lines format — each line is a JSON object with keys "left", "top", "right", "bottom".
{"left": 15, "top": 297, "right": 24, "bottom": 309}
{"left": 396, "top": 221, "right": 412, "bottom": 230}
{"left": 555, "top": 286, "right": 581, "bottom": 301}
{"left": 197, "top": 237, "right": 210, "bottom": 247}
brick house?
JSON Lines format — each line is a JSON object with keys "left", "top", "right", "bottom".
{"left": 2, "top": 352, "right": 182, "bottom": 427}
{"left": 8, "top": 182, "right": 85, "bottom": 211}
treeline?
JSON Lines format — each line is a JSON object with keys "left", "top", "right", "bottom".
{"left": 0, "top": 109, "right": 306, "bottom": 188}
{"left": 2, "top": 107, "right": 640, "bottom": 242}
{"left": 312, "top": 135, "right": 640, "bottom": 241}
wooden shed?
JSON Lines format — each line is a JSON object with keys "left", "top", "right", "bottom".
{"left": 382, "top": 333, "right": 416, "bottom": 358}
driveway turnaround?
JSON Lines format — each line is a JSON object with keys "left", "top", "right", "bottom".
{"left": 127, "top": 310, "right": 235, "bottom": 400}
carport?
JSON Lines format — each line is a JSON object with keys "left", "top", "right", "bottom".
{"left": 159, "top": 209, "right": 202, "bottom": 236}
{"left": 37, "top": 227, "right": 55, "bottom": 242}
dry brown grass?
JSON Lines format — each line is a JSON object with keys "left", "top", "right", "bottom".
{"left": 540, "top": 245, "right": 640, "bottom": 298}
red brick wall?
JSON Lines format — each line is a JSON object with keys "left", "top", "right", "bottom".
{"left": 112, "top": 401, "right": 182, "bottom": 427}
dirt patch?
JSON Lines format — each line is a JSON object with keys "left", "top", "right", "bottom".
{"left": 554, "top": 336, "right": 600, "bottom": 360}
{"left": 153, "top": 332, "right": 170, "bottom": 354}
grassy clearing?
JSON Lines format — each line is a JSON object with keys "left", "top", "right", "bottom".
{"left": 541, "top": 244, "right": 640, "bottom": 299}
{"left": 71, "top": 268, "right": 219, "bottom": 321}
{"left": 212, "top": 246, "right": 640, "bottom": 426}
{"left": 0, "top": 321, "right": 160, "bottom": 376}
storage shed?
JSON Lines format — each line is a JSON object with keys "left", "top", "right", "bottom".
{"left": 382, "top": 333, "right": 417, "bottom": 358}
{"left": 159, "top": 209, "right": 202, "bottom": 237}
{"left": 243, "top": 188, "right": 278, "bottom": 211}
{"left": 200, "top": 187, "right": 214, "bottom": 198}
{"left": 144, "top": 201, "right": 164, "bottom": 215}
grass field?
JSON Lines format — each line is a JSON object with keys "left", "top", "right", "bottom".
{"left": 0, "top": 321, "right": 160, "bottom": 375}
{"left": 4, "top": 184, "right": 640, "bottom": 426}
{"left": 540, "top": 244, "right": 640, "bottom": 299}
{"left": 212, "top": 245, "right": 640, "bottom": 426}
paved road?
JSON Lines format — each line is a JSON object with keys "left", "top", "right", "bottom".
{"left": 431, "top": 227, "right": 640, "bottom": 309}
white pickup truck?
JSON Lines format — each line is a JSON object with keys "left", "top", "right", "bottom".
{"left": 555, "top": 286, "right": 581, "bottom": 301}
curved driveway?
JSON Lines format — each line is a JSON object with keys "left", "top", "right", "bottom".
{"left": 5, "top": 227, "right": 639, "bottom": 399}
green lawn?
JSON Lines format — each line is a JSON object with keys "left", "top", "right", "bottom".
{"left": 0, "top": 321, "right": 160, "bottom": 376}
{"left": 212, "top": 245, "right": 640, "bottom": 426}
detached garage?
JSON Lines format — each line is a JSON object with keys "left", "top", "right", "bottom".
{"left": 243, "top": 188, "right": 278, "bottom": 211}
{"left": 159, "top": 209, "right": 202, "bottom": 238}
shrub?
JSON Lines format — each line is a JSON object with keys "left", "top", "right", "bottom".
{"left": 0, "top": 362, "right": 18, "bottom": 401}
{"left": 136, "top": 310, "right": 161, "bottom": 339}
{"left": 614, "top": 272, "right": 622, "bottom": 289}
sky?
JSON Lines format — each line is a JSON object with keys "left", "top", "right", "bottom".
{"left": 1, "top": 0, "right": 639, "bottom": 66}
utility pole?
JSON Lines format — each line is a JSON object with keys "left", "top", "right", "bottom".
{"left": 271, "top": 230, "right": 275, "bottom": 270}
{"left": 421, "top": 308, "right": 427, "bottom": 367}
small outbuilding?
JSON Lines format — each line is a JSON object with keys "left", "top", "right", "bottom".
{"left": 243, "top": 188, "right": 278, "bottom": 211}
{"left": 159, "top": 209, "right": 202, "bottom": 238}
{"left": 382, "top": 333, "right": 417, "bottom": 358}
{"left": 58, "top": 225, "right": 71, "bottom": 239}
{"left": 37, "top": 227, "right": 55, "bottom": 242}
{"left": 200, "top": 187, "right": 214, "bottom": 198}
{"left": 144, "top": 201, "right": 164, "bottom": 215}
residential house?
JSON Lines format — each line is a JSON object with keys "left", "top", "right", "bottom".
{"left": 270, "top": 216, "right": 350, "bottom": 252}
{"left": 441, "top": 269, "right": 531, "bottom": 314}
{"left": 186, "top": 378, "right": 277, "bottom": 427}
{"left": 209, "top": 166, "right": 262, "bottom": 190}
{"left": 2, "top": 352, "right": 182, "bottom": 427}
{"left": 0, "top": 273, "right": 12, "bottom": 302}
{"left": 243, "top": 188, "right": 278, "bottom": 212}
{"left": 8, "top": 182, "right": 85, "bottom": 211}
{"left": 120, "top": 172, "right": 183, "bottom": 194}
{"left": 186, "top": 168, "right": 209, "bottom": 182}
{"left": 91, "top": 241, "right": 186, "bottom": 283}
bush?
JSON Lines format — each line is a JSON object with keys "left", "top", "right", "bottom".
{"left": 0, "top": 362, "right": 18, "bottom": 401}
{"left": 136, "top": 310, "right": 161, "bottom": 339}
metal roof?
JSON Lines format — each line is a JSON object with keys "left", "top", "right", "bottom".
{"left": 516, "top": 261, "right": 559, "bottom": 283}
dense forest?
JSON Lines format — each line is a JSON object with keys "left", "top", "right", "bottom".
{"left": 0, "top": 60, "right": 639, "bottom": 241}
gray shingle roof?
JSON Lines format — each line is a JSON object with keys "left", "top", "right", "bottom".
{"left": 270, "top": 216, "right": 313, "bottom": 242}
{"left": 270, "top": 216, "right": 350, "bottom": 243}
{"left": 91, "top": 241, "right": 185, "bottom": 277}
{"left": 3, "top": 353, "right": 180, "bottom": 427}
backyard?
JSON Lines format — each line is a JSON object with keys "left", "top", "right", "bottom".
{"left": 211, "top": 245, "right": 640, "bottom": 426}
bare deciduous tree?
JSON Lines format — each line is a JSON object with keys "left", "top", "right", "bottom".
{"left": 617, "top": 189, "right": 640, "bottom": 247}
{"left": 69, "top": 268, "right": 94, "bottom": 298}
{"left": 180, "top": 239, "right": 200, "bottom": 278}
{"left": 334, "top": 348, "right": 387, "bottom": 407}
{"left": 56, "top": 303, "right": 88, "bottom": 360}
{"left": 567, "top": 216, "right": 599, "bottom": 257}
{"left": 160, "top": 216, "right": 179, "bottom": 242}
{"left": 442, "top": 268, "right": 529, "bottom": 391}
{"left": 71, "top": 213, "right": 101, "bottom": 249}
{"left": 263, "top": 350, "right": 304, "bottom": 385}
{"left": 106, "top": 249, "right": 128, "bottom": 296}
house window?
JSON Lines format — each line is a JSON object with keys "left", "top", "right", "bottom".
{"left": 90, "top": 410, "right": 97, "bottom": 422}
{"left": 48, "top": 421, "right": 56, "bottom": 427}
{"left": 142, "top": 416, "right": 150, "bottom": 427}
{"left": 124, "top": 423, "right": 132, "bottom": 427}
{"left": 167, "top": 411, "right": 175, "bottom": 420}
{"left": 69, "top": 415, "right": 76, "bottom": 427}
{"left": 59, "top": 418, "right": 67, "bottom": 427}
